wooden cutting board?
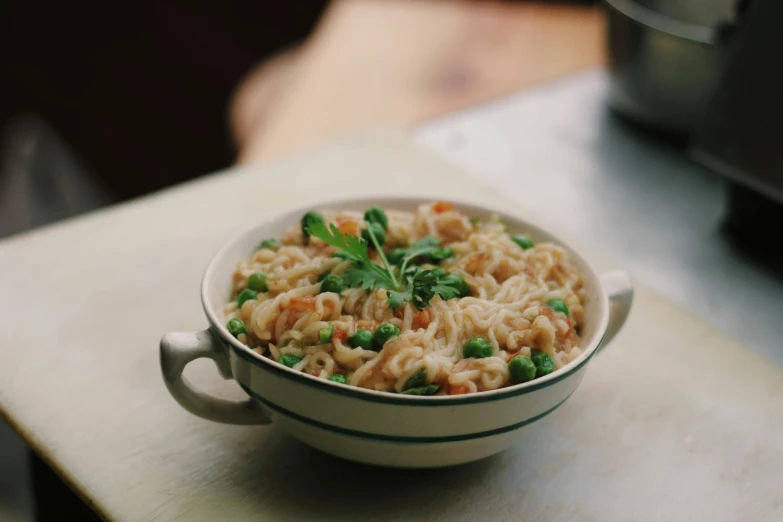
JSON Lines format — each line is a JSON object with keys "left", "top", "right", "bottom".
{"left": 1, "top": 129, "right": 781, "bottom": 522}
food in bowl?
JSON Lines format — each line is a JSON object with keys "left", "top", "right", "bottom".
{"left": 224, "top": 201, "right": 585, "bottom": 396}
{"left": 162, "top": 196, "right": 633, "bottom": 467}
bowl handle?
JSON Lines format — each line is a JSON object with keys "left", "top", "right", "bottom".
{"left": 160, "top": 329, "right": 270, "bottom": 425}
{"left": 599, "top": 270, "right": 634, "bottom": 349}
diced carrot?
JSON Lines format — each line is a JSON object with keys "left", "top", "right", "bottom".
{"left": 450, "top": 385, "right": 469, "bottom": 395}
{"left": 289, "top": 296, "right": 316, "bottom": 312}
{"left": 309, "top": 371, "right": 320, "bottom": 377}
{"left": 412, "top": 309, "right": 432, "bottom": 329}
{"left": 333, "top": 330, "right": 348, "bottom": 341}
{"left": 432, "top": 201, "right": 453, "bottom": 214}
{"left": 337, "top": 218, "right": 359, "bottom": 237}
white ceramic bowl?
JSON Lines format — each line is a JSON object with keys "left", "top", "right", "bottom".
{"left": 160, "top": 197, "right": 633, "bottom": 468}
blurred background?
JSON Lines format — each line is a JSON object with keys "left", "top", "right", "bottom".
{"left": 2, "top": 0, "right": 782, "bottom": 520}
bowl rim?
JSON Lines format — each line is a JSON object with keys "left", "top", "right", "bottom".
{"left": 201, "top": 196, "right": 610, "bottom": 405}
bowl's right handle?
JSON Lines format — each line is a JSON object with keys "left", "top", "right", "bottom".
{"left": 160, "top": 329, "right": 270, "bottom": 425}
{"left": 599, "top": 270, "right": 634, "bottom": 349}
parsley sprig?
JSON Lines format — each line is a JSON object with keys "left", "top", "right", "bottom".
{"left": 387, "top": 267, "right": 461, "bottom": 310}
{"left": 305, "top": 220, "right": 395, "bottom": 290}
{"left": 306, "top": 220, "right": 464, "bottom": 310}
{"left": 393, "top": 236, "right": 454, "bottom": 275}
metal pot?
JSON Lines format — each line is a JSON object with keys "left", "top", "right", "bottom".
{"left": 603, "top": 0, "right": 737, "bottom": 135}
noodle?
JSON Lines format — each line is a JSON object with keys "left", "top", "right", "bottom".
{"left": 224, "top": 203, "right": 585, "bottom": 395}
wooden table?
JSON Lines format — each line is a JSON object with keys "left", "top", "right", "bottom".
{"left": 231, "top": 0, "right": 604, "bottom": 163}
{"left": 1, "top": 130, "right": 782, "bottom": 521}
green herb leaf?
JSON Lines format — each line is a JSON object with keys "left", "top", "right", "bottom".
{"left": 431, "top": 280, "right": 461, "bottom": 300}
{"left": 424, "top": 247, "right": 454, "bottom": 263}
{"left": 258, "top": 238, "right": 280, "bottom": 250}
{"left": 403, "top": 368, "right": 427, "bottom": 390}
{"left": 396, "top": 236, "right": 454, "bottom": 275}
{"left": 387, "top": 285, "right": 413, "bottom": 310}
{"left": 306, "top": 221, "right": 369, "bottom": 265}
{"left": 333, "top": 251, "right": 354, "bottom": 260}
{"left": 343, "top": 266, "right": 391, "bottom": 290}
{"left": 305, "top": 215, "right": 463, "bottom": 311}
{"left": 401, "top": 384, "right": 440, "bottom": 395}
{"left": 308, "top": 219, "right": 401, "bottom": 292}
{"left": 408, "top": 270, "right": 437, "bottom": 310}
{"left": 388, "top": 268, "right": 463, "bottom": 310}
{"left": 412, "top": 236, "right": 442, "bottom": 249}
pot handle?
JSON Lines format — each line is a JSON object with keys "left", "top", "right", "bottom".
{"left": 160, "top": 329, "right": 270, "bottom": 425}
{"left": 599, "top": 270, "right": 634, "bottom": 349}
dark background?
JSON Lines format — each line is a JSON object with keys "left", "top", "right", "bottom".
{"left": 0, "top": 1, "right": 328, "bottom": 206}
{"left": 0, "top": 5, "right": 326, "bottom": 516}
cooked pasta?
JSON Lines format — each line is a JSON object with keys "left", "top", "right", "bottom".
{"left": 224, "top": 202, "right": 585, "bottom": 396}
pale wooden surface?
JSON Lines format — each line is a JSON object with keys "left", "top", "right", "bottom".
{"left": 233, "top": 0, "right": 604, "bottom": 163}
{"left": 1, "top": 130, "right": 782, "bottom": 522}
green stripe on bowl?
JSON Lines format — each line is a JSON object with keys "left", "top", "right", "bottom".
{"left": 239, "top": 383, "right": 574, "bottom": 443}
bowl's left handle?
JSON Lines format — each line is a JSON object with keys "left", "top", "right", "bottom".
{"left": 160, "top": 330, "right": 270, "bottom": 425}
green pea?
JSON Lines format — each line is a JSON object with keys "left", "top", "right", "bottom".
{"left": 547, "top": 298, "right": 569, "bottom": 316}
{"left": 278, "top": 354, "right": 302, "bottom": 368}
{"left": 226, "top": 318, "right": 246, "bottom": 337}
{"left": 387, "top": 248, "right": 408, "bottom": 266}
{"left": 316, "top": 270, "right": 330, "bottom": 282}
{"left": 421, "top": 247, "right": 454, "bottom": 264}
{"left": 364, "top": 206, "right": 389, "bottom": 230}
{"left": 247, "top": 272, "right": 268, "bottom": 292}
{"left": 463, "top": 337, "right": 493, "bottom": 359}
{"left": 301, "top": 211, "right": 324, "bottom": 241}
{"left": 237, "top": 289, "right": 258, "bottom": 309}
{"left": 373, "top": 323, "right": 401, "bottom": 350}
{"left": 258, "top": 239, "right": 279, "bottom": 250}
{"left": 531, "top": 350, "right": 556, "bottom": 377}
{"left": 319, "top": 322, "right": 335, "bottom": 344}
{"left": 348, "top": 329, "right": 374, "bottom": 350}
{"left": 508, "top": 356, "right": 536, "bottom": 383}
{"left": 402, "top": 384, "right": 440, "bottom": 395}
{"left": 512, "top": 235, "right": 535, "bottom": 250}
{"left": 442, "top": 274, "right": 470, "bottom": 297}
{"left": 361, "top": 222, "right": 386, "bottom": 247}
{"left": 535, "top": 356, "right": 555, "bottom": 377}
{"left": 328, "top": 374, "right": 348, "bottom": 385}
{"left": 403, "top": 368, "right": 427, "bottom": 390}
{"left": 320, "top": 274, "right": 345, "bottom": 294}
